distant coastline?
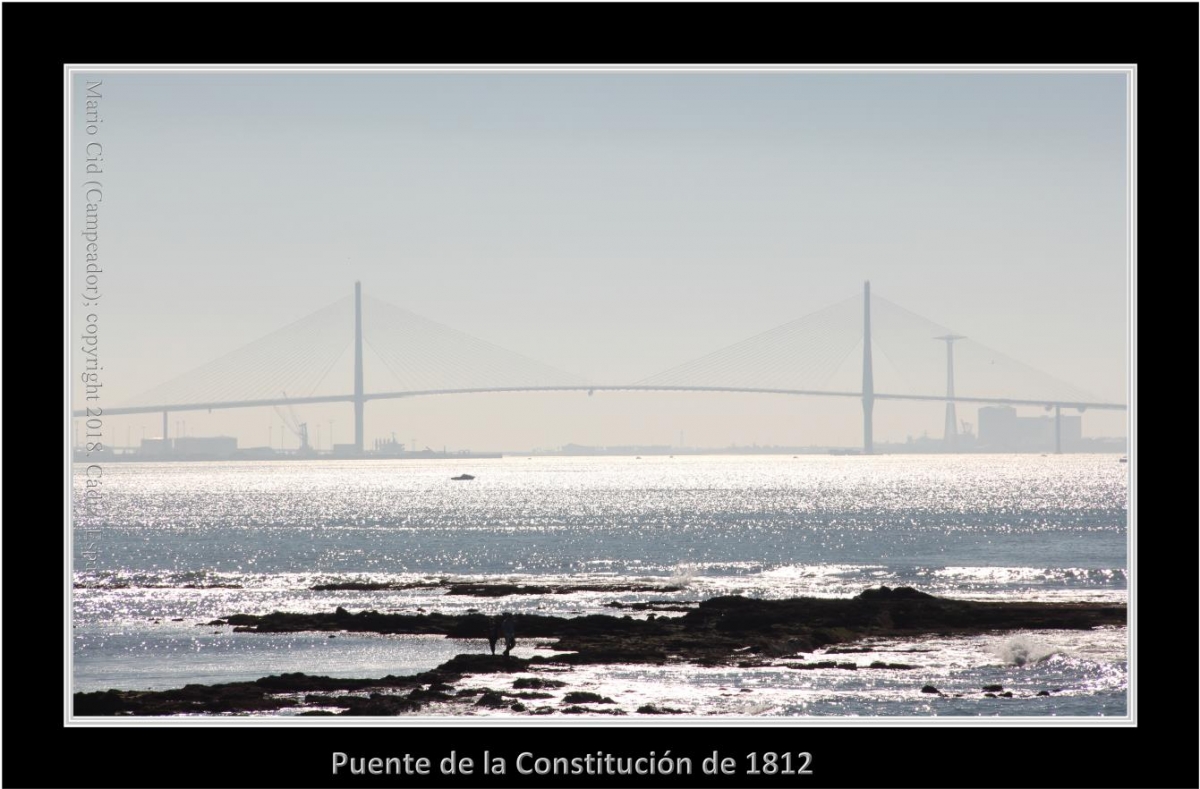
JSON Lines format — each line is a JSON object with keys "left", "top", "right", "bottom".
{"left": 72, "top": 440, "right": 1127, "bottom": 464}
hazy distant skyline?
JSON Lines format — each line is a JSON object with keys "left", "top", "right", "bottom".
{"left": 70, "top": 68, "right": 1129, "bottom": 451}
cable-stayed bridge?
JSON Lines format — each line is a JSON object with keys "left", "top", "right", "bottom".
{"left": 74, "top": 282, "right": 1125, "bottom": 454}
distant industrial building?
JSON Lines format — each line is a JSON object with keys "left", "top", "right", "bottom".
{"left": 977, "top": 406, "right": 1081, "bottom": 452}
{"left": 235, "top": 446, "right": 277, "bottom": 459}
{"left": 543, "top": 444, "right": 676, "bottom": 456}
{"left": 374, "top": 437, "right": 406, "bottom": 456}
{"left": 173, "top": 436, "right": 238, "bottom": 458}
{"left": 138, "top": 438, "right": 172, "bottom": 457}
{"left": 137, "top": 436, "right": 238, "bottom": 459}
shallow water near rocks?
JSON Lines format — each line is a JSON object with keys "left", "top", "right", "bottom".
{"left": 72, "top": 454, "right": 1128, "bottom": 716}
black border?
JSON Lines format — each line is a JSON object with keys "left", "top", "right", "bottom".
{"left": 6, "top": 3, "right": 1189, "bottom": 788}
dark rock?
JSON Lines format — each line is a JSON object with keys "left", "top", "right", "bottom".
{"left": 982, "top": 684, "right": 1004, "bottom": 692}
{"left": 407, "top": 688, "right": 456, "bottom": 703}
{"left": 76, "top": 680, "right": 305, "bottom": 716}
{"left": 340, "top": 696, "right": 422, "bottom": 715}
{"left": 475, "top": 692, "right": 509, "bottom": 708}
{"left": 1000, "top": 691, "right": 1013, "bottom": 698}
{"left": 74, "top": 690, "right": 129, "bottom": 716}
{"left": 562, "top": 692, "right": 615, "bottom": 704}
{"left": 561, "top": 705, "right": 625, "bottom": 715}
{"left": 920, "top": 685, "right": 940, "bottom": 694}
{"left": 512, "top": 677, "right": 566, "bottom": 690}
{"left": 510, "top": 703, "right": 526, "bottom": 712}
{"left": 256, "top": 673, "right": 380, "bottom": 692}
{"left": 298, "top": 710, "right": 339, "bottom": 716}
{"left": 303, "top": 693, "right": 349, "bottom": 705}
{"left": 754, "top": 637, "right": 814, "bottom": 657}
{"left": 84, "top": 588, "right": 1127, "bottom": 716}
{"left": 984, "top": 693, "right": 997, "bottom": 698}
{"left": 1036, "top": 690, "right": 1051, "bottom": 696}
{"left": 438, "top": 654, "right": 531, "bottom": 674}
{"left": 637, "top": 704, "right": 687, "bottom": 714}
{"left": 220, "top": 591, "right": 1123, "bottom": 677}
{"left": 856, "top": 586, "right": 937, "bottom": 601}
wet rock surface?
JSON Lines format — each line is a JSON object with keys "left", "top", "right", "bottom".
{"left": 562, "top": 691, "right": 615, "bottom": 704}
{"left": 637, "top": 704, "right": 688, "bottom": 714}
{"left": 76, "top": 587, "right": 1124, "bottom": 716}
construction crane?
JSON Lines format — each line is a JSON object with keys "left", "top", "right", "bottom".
{"left": 273, "top": 392, "right": 311, "bottom": 454}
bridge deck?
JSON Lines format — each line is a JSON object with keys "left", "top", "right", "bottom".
{"left": 74, "top": 385, "right": 1126, "bottom": 418}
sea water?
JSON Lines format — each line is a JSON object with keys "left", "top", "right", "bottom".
{"left": 71, "top": 454, "right": 1129, "bottom": 716}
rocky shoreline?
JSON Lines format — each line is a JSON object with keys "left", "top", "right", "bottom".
{"left": 74, "top": 586, "right": 1125, "bottom": 716}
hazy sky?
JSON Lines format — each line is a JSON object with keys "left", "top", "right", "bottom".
{"left": 70, "top": 69, "right": 1129, "bottom": 450}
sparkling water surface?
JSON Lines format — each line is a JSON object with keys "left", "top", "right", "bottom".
{"left": 72, "top": 454, "right": 1128, "bottom": 716}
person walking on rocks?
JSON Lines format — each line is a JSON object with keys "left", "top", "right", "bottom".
{"left": 501, "top": 613, "right": 516, "bottom": 656}
{"left": 487, "top": 616, "right": 501, "bottom": 655}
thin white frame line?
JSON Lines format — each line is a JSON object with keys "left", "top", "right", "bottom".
{"left": 63, "top": 63, "right": 1136, "bottom": 728}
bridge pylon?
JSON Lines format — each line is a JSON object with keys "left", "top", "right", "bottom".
{"left": 935, "top": 334, "right": 965, "bottom": 449}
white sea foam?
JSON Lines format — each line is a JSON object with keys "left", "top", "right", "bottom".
{"left": 992, "top": 634, "right": 1061, "bottom": 666}
{"left": 669, "top": 563, "right": 697, "bottom": 587}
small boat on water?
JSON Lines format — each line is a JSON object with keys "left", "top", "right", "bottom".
{"left": 451, "top": 473, "right": 475, "bottom": 481}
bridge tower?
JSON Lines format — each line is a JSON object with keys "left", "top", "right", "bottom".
{"left": 935, "top": 334, "right": 965, "bottom": 449}
{"left": 354, "top": 281, "right": 364, "bottom": 453}
{"left": 862, "top": 280, "right": 874, "bottom": 454}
